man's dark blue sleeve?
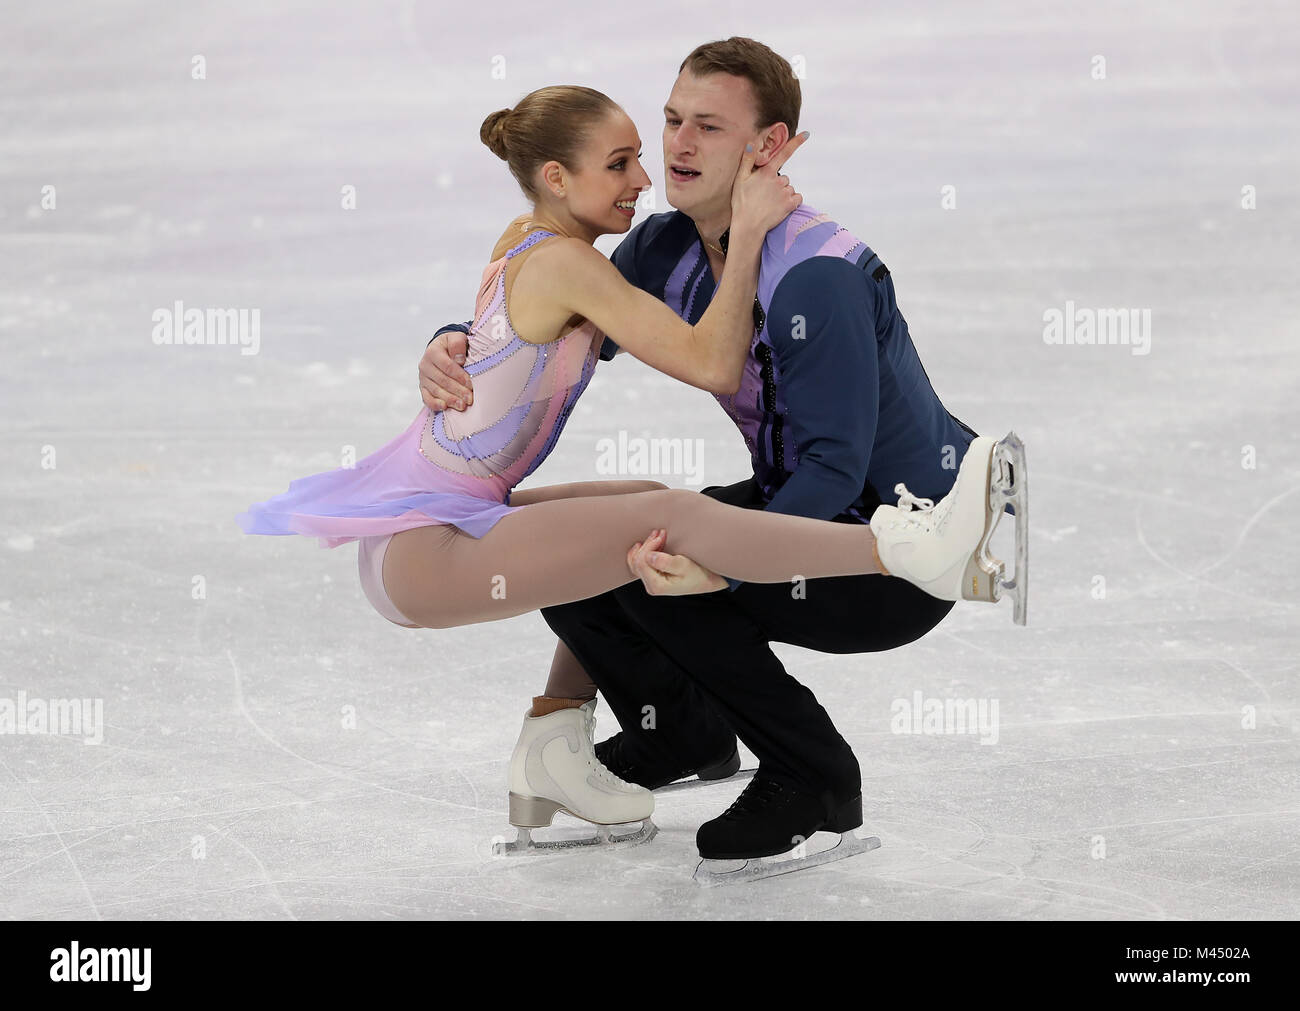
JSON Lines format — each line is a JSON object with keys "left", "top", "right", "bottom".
{"left": 428, "top": 320, "right": 471, "bottom": 345}
{"left": 723, "top": 256, "right": 879, "bottom": 591}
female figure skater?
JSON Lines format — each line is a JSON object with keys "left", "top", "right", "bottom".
{"left": 238, "top": 86, "right": 1005, "bottom": 846}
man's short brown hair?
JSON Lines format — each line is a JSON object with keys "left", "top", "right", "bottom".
{"left": 679, "top": 37, "right": 801, "bottom": 136}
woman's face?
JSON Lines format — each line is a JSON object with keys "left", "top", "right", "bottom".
{"left": 541, "top": 110, "right": 652, "bottom": 238}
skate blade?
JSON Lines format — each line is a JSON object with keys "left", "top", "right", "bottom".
{"left": 953, "top": 436, "right": 1005, "bottom": 606}
{"left": 692, "top": 829, "right": 881, "bottom": 886}
{"left": 657, "top": 767, "right": 757, "bottom": 795}
{"left": 492, "top": 819, "right": 658, "bottom": 856}
{"left": 987, "top": 431, "right": 1028, "bottom": 625}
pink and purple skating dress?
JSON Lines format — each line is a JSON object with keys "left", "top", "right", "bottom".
{"left": 237, "top": 230, "right": 604, "bottom": 557}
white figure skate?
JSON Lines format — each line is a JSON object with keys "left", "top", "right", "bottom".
{"left": 493, "top": 699, "right": 657, "bottom": 855}
{"left": 871, "top": 432, "right": 1029, "bottom": 624}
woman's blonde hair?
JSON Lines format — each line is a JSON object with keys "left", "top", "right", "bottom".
{"left": 480, "top": 85, "right": 621, "bottom": 201}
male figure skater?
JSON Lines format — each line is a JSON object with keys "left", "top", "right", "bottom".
{"left": 420, "top": 38, "right": 1025, "bottom": 876}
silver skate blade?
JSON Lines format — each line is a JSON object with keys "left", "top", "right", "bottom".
{"left": 692, "top": 829, "right": 881, "bottom": 886}
{"left": 657, "top": 767, "right": 757, "bottom": 795}
{"left": 492, "top": 819, "right": 658, "bottom": 856}
{"left": 989, "top": 431, "right": 1029, "bottom": 626}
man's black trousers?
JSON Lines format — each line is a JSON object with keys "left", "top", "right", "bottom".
{"left": 541, "top": 478, "right": 955, "bottom": 804}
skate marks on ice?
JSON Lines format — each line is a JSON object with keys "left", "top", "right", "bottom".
{"left": 869, "top": 809, "right": 1175, "bottom": 920}
{"left": 853, "top": 711, "right": 1300, "bottom": 921}
{"left": 879, "top": 804, "right": 1300, "bottom": 920}
{"left": 226, "top": 650, "right": 489, "bottom": 818}
{"left": 1133, "top": 485, "right": 1300, "bottom": 616}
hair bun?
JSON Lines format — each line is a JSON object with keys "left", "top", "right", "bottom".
{"left": 480, "top": 108, "right": 512, "bottom": 160}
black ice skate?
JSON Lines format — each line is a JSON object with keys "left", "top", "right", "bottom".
{"left": 693, "top": 773, "right": 881, "bottom": 886}
{"left": 595, "top": 733, "right": 752, "bottom": 792}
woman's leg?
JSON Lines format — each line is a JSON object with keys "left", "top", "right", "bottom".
{"left": 384, "top": 487, "right": 882, "bottom": 629}
{"left": 543, "top": 639, "right": 597, "bottom": 700}
{"left": 508, "top": 480, "right": 667, "bottom": 699}
{"left": 509, "top": 478, "right": 667, "bottom": 507}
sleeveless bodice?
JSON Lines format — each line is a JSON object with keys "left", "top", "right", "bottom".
{"left": 418, "top": 230, "right": 604, "bottom": 503}
{"left": 237, "top": 229, "right": 605, "bottom": 548}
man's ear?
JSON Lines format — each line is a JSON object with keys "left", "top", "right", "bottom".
{"left": 752, "top": 123, "right": 792, "bottom": 168}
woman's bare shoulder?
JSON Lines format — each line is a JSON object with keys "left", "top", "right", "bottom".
{"left": 489, "top": 214, "right": 533, "bottom": 260}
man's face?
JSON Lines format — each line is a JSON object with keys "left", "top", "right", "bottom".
{"left": 662, "top": 70, "right": 766, "bottom": 221}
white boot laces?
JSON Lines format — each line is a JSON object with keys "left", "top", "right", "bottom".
{"left": 890, "top": 482, "right": 937, "bottom": 532}
{"left": 581, "top": 707, "right": 597, "bottom": 767}
{"left": 582, "top": 706, "right": 638, "bottom": 792}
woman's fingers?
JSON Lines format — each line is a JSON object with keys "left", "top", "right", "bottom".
{"left": 767, "top": 130, "right": 810, "bottom": 175}
{"left": 737, "top": 142, "right": 756, "bottom": 176}
{"left": 628, "top": 530, "right": 675, "bottom": 589}
{"left": 729, "top": 142, "right": 758, "bottom": 194}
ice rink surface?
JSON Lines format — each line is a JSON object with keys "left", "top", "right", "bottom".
{"left": 2, "top": 0, "right": 1298, "bottom": 919}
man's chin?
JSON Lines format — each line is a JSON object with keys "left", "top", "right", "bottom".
{"left": 663, "top": 184, "right": 698, "bottom": 214}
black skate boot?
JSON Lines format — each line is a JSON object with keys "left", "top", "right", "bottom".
{"left": 693, "top": 773, "right": 880, "bottom": 885}
{"left": 595, "top": 732, "right": 741, "bottom": 791}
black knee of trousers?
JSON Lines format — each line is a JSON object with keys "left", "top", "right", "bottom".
{"left": 610, "top": 580, "right": 859, "bottom": 796}
{"left": 542, "top": 588, "right": 735, "bottom": 766}
{"left": 539, "top": 588, "right": 618, "bottom": 642}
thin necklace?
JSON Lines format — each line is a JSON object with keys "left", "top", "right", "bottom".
{"left": 517, "top": 216, "right": 572, "bottom": 239}
{"left": 701, "top": 227, "right": 729, "bottom": 257}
